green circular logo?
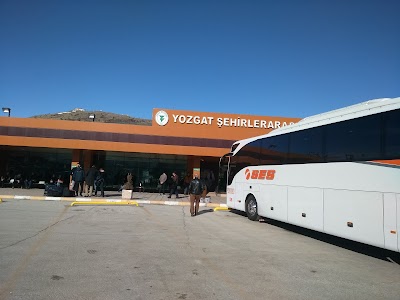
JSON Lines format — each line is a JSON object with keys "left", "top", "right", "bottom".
{"left": 155, "top": 110, "right": 169, "bottom": 126}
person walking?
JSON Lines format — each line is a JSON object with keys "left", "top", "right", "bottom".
{"left": 167, "top": 172, "right": 179, "bottom": 198}
{"left": 188, "top": 173, "right": 205, "bottom": 216}
{"left": 158, "top": 172, "right": 167, "bottom": 195}
{"left": 85, "top": 165, "right": 98, "bottom": 197}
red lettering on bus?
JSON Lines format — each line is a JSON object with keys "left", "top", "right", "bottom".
{"left": 251, "top": 170, "right": 259, "bottom": 179}
{"left": 266, "top": 170, "right": 275, "bottom": 180}
{"left": 245, "top": 169, "right": 251, "bottom": 179}
{"left": 244, "top": 169, "right": 276, "bottom": 180}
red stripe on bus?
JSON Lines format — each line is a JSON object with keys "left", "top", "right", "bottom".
{"left": 372, "top": 159, "right": 400, "bottom": 166}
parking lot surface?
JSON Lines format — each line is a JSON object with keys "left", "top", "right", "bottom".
{"left": 0, "top": 200, "right": 399, "bottom": 300}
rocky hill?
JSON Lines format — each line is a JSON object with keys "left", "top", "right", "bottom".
{"left": 31, "top": 108, "right": 152, "bottom": 126}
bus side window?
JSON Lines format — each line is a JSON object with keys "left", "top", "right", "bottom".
{"left": 384, "top": 109, "right": 400, "bottom": 159}
{"left": 325, "top": 114, "right": 381, "bottom": 162}
{"left": 260, "top": 135, "right": 288, "bottom": 165}
{"left": 288, "top": 127, "right": 323, "bottom": 164}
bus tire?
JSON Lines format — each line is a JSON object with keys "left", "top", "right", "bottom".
{"left": 246, "top": 195, "right": 259, "bottom": 221}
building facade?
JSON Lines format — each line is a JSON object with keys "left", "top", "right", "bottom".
{"left": 0, "top": 108, "right": 300, "bottom": 192}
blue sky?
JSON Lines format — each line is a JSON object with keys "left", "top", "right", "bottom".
{"left": 0, "top": 0, "right": 399, "bottom": 119}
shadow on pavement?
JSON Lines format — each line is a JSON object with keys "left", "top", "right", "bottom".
{"left": 197, "top": 209, "right": 214, "bottom": 215}
{"left": 229, "top": 209, "right": 400, "bottom": 264}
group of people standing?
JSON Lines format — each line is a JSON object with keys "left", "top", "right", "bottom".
{"left": 70, "top": 163, "right": 106, "bottom": 197}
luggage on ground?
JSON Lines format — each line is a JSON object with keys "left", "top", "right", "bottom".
{"left": 63, "top": 187, "right": 75, "bottom": 197}
{"left": 44, "top": 184, "right": 63, "bottom": 197}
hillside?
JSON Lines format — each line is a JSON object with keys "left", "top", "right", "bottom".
{"left": 31, "top": 108, "right": 152, "bottom": 126}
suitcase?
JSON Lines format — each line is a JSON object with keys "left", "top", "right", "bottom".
{"left": 62, "top": 187, "right": 75, "bottom": 197}
{"left": 44, "top": 184, "right": 63, "bottom": 196}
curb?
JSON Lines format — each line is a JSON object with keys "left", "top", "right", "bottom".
{"left": 213, "top": 207, "right": 231, "bottom": 211}
{"left": 0, "top": 195, "right": 228, "bottom": 208}
{"left": 71, "top": 200, "right": 139, "bottom": 207}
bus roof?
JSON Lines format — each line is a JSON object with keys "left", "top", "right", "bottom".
{"left": 231, "top": 97, "right": 400, "bottom": 155}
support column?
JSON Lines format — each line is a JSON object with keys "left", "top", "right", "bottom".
{"left": 192, "top": 156, "right": 201, "bottom": 179}
{"left": 71, "top": 150, "right": 81, "bottom": 170}
{"left": 83, "top": 150, "right": 93, "bottom": 172}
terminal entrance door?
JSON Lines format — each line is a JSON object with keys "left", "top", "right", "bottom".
{"left": 200, "top": 156, "right": 222, "bottom": 194}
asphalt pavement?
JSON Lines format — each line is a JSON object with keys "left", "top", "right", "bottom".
{"left": 1, "top": 200, "right": 399, "bottom": 300}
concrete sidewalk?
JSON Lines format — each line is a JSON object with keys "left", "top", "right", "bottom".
{"left": 0, "top": 187, "right": 228, "bottom": 208}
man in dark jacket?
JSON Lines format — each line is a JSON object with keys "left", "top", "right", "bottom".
{"left": 71, "top": 162, "right": 85, "bottom": 196}
{"left": 94, "top": 168, "right": 106, "bottom": 197}
{"left": 167, "top": 172, "right": 179, "bottom": 198}
{"left": 85, "top": 165, "right": 98, "bottom": 197}
{"left": 188, "top": 173, "right": 205, "bottom": 216}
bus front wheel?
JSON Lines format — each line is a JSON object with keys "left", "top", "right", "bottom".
{"left": 246, "top": 195, "right": 259, "bottom": 221}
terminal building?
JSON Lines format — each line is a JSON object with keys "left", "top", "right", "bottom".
{"left": 0, "top": 108, "right": 300, "bottom": 192}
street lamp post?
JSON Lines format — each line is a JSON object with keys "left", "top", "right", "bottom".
{"left": 2, "top": 107, "right": 11, "bottom": 117}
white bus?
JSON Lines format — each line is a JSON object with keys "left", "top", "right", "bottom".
{"left": 223, "top": 97, "right": 400, "bottom": 252}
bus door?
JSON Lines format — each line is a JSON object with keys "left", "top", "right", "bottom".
{"left": 226, "top": 154, "right": 245, "bottom": 210}
{"left": 216, "top": 154, "right": 230, "bottom": 194}
{"left": 220, "top": 153, "right": 237, "bottom": 207}
{"left": 223, "top": 152, "right": 246, "bottom": 210}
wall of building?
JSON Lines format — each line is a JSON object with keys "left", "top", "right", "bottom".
{"left": 152, "top": 108, "right": 299, "bottom": 141}
{"left": 0, "top": 109, "right": 300, "bottom": 191}
{"left": 0, "top": 109, "right": 300, "bottom": 158}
